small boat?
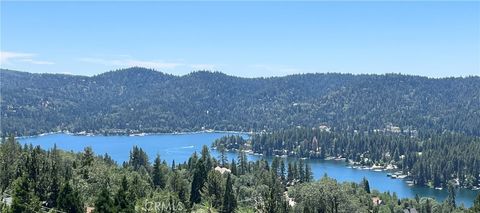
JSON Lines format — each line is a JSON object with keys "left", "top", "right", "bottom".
{"left": 129, "top": 133, "right": 147, "bottom": 136}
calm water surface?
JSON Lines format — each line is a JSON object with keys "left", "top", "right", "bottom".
{"left": 19, "top": 133, "right": 478, "bottom": 207}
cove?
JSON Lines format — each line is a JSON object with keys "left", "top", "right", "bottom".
{"left": 18, "top": 133, "right": 478, "bottom": 207}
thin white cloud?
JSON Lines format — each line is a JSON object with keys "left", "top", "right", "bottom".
{"left": 1, "top": 51, "right": 34, "bottom": 63}
{"left": 19, "top": 58, "right": 55, "bottom": 65}
{"left": 0, "top": 51, "right": 54, "bottom": 65}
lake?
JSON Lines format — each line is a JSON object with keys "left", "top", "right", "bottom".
{"left": 19, "top": 132, "right": 478, "bottom": 207}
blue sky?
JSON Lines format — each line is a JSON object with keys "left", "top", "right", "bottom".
{"left": 1, "top": 1, "right": 479, "bottom": 77}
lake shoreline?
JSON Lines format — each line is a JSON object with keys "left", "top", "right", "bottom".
{"left": 17, "top": 133, "right": 478, "bottom": 207}
{"left": 19, "top": 132, "right": 480, "bottom": 192}
{"left": 225, "top": 148, "right": 480, "bottom": 192}
{"left": 15, "top": 129, "right": 251, "bottom": 139}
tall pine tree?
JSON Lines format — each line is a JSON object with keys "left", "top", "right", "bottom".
{"left": 94, "top": 183, "right": 114, "bottom": 213}
{"left": 304, "top": 163, "right": 312, "bottom": 182}
{"left": 445, "top": 182, "right": 456, "bottom": 208}
{"left": 222, "top": 174, "right": 236, "bottom": 213}
{"left": 287, "top": 162, "right": 294, "bottom": 184}
{"left": 11, "top": 176, "right": 40, "bottom": 213}
{"left": 472, "top": 193, "right": 480, "bottom": 212}
{"left": 190, "top": 158, "right": 208, "bottom": 206}
{"left": 114, "top": 176, "right": 134, "bottom": 213}
{"left": 57, "top": 182, "right": 84, "bottom": 213}
{"left": 152, "top": 154, "right": 166, "bottom": 189}
{"left": 362, "top": 177, "right": 370, "bottom": 194}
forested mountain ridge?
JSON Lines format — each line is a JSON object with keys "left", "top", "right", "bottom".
{"left": 1, "top": 67, "right": 479, "bottom": 136}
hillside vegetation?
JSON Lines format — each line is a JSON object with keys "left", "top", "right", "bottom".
{"left": 1, "top": 136, "right": 478, "bottom": 212}
{"left": 1, "top": 67, "right": 479, "bottom": 136}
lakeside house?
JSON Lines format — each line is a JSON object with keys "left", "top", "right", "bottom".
{"left": 214, "top": 166, "right": 231, "bottom": 174}
{"left": 372, "top": 197, "right": 382, "bottom": 206}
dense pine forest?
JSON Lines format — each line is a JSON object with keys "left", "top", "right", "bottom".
{"left": 1, "top": 67, "right": 479, "bottom": 136}
{"left": 213, "top": 128, "right": 480, "bottom": 189}
{"left": 2, "top": 67, "right": 480, "bottom": 212}
{"left": 1, "top": 136, "right": 479, "bottom": 213}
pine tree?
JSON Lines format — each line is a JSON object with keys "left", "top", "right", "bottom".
{"left": 472, "top": 193, "right": 480, "bottom": 212}
{"left": 102, "top": 153, "right": 115, "bottom": 165}
{"left": 287, "top": 162, "right": 294, "bottom": 183}
{"left": 280, "top": 159, "right": 286, "bottom": 181}
{"left": 47, "top": 173, "right": 60, "bottom": 208}
{"left": 0, "top": 135, "right": 22, "bottom": 191}
{"left": 81, "top": 146, "right": 94, "bottom": 179}
{"left": 425, "top": 198, "right": 432, "bottom": 213}
{"left": 266, "top": 171, "right": 283, "bottom": 213}
{"left": 47, "top": 144, "right": 61, "bottom": 208}
{"left": 445, "top": 182, "right": 456, "bottom": 208}
{"left": 204, "top": 170, "right": 224, "bottom": 208}
{"left": 362, "top": 177, "right": 371, "bottom": 194}
{"left": 271, "top": 157, "right": 280, "bottom": 176}
{"left": 129, "top": 146, "right": 149, "bottom": 171}
{"left": 238, "top": 149, "right": 248, "bottom": 175}
{"left": 201, "top": 145, "right": 212, "bottom": 170}
{"left": 25, "top": 146, "right": 41, "bottom": 192}
{"left": 94, "top": 184, "right": 114, "bottom": 213}
{"left": 11, "top": 176, "right": 40, "bottom": 213}
{"left": 190, "top": 158, "right": 208, "bottom": 206}
{"left": 57, "top": 182, "right": 84, "bottom": 213}
{"left": 304, "top": 163, "right": 312, "bottom": 182}
{"left": 230, "top": 159, "right": 237, "bottom": 175}
{"left": 298, "top": 160, "right": 305, "bottom": 183}
{"left": 82, "top": 146, "right": 94, "bottom": 167}
{"left": 218, "top": 143, "right": 227, "bottom": 167}
{"left": 188, "top": 152, "right": 199, "bottom": 171}
{"left": 128, "top": 174, "right": 144, "bottom": 201}
{"left": 114, "top": 176, "right": 134, "bottom": 213}
{"left": 152, "top": 154, "right": 166, "bottom": 189}
{"left": 168, "top": 169, "right": 188, "bottom": 205}
{"left": 222, "top": 174, "right": 236, "bottom": 213}
{"left": 293, "top": 162, "right": 299, "bottom": 181}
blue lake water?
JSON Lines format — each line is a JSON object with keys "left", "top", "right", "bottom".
{"left": 19, "top": 133, "right": 478, "bottom": 207}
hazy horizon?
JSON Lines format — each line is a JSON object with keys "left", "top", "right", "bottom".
{"left": 3, "top": 66, "right": 480, "bottom": 79}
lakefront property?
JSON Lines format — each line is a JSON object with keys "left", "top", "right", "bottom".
{"left": 1, "top": 1, "right": 480, "bottom": 213}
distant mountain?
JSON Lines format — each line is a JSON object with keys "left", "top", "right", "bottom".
{"left": 1, "top": 67, "right": 479, "bottom": 136}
